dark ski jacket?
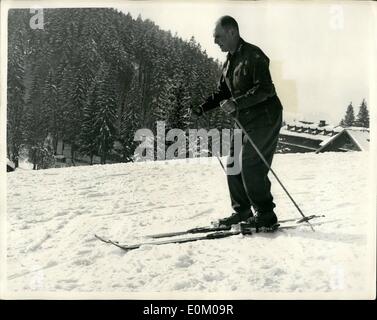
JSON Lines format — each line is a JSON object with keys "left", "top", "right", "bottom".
{"left": 200, "top": 38, "right": 283, "bottom": 127}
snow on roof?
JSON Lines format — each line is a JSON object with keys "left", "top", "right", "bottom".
{"left": 315, "top": 127, "right": 370, "bottom": 152}
{"left": 346, "top": 126, "right": 370, "bottom": 131}
{"left": 333, "top": 126, "right": 344, "bottom": 133}
{"left": 285, "top": 121, "right": 342, "bottom": 133}
{"left": 286, "top": 120, "right": 306, "bottom": 127}
{"left": 279, "top": 128, "right": 332, "bottom": 142}
{"left": 318, "top": 130, "right": 343, "bottom": 147}
{"left": 345, "top": 129, "right": 370, "bottom": 151}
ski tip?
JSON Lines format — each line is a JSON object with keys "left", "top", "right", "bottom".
{"left": 94, "top": 234, "right": 108, "bottom": 243}
{"left": 296, "top": 214, "right": 325, "bottom": 223}
{"left": 95, "top": 234, "right": 119, "bottom": 244}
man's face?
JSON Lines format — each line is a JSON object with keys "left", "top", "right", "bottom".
{"left": 213, "top": 24, "right": 233, "bottom": 52}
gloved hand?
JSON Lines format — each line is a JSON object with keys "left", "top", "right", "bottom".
{"left": 190, "top": 104, "right": 204, "bottom": 117}
{"left": 220, "top": 99, "right": 236, "bottom": 115}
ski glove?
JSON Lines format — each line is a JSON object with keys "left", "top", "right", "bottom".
{"left": 220, "top": 99, "right": 237, "bottom": 115}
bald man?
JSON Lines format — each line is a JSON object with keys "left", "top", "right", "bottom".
{"left": 192, "top": 16, "right": 283, "bottom": 229}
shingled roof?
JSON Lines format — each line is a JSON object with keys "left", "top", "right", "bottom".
{"left": 279, "top": 120, "right": 370, "bottom": 153}
{"left": 316, "top": 127, "right": 370, "bottom": 153}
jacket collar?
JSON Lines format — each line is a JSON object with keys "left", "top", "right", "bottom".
{"left": 227, "top": 37, "right": 245, "bottom": 60}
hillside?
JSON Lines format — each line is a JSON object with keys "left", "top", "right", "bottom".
{"left": 5, "top": 152, "right": 375, "bottom": 299}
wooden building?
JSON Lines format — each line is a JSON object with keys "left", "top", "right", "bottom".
{"left": 278, "top": 120, "right": 370, "bottom": 153}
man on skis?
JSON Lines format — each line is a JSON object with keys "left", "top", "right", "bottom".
{"left": 192, "top": 15, "right": 283, "bottom": 229}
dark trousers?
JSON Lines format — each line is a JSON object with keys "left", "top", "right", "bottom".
{"left": 227, "top": 100, "right": 283, "bottom": 216}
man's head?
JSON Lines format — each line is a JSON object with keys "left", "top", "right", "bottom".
{"left": 213, "top": 16, "right": 240, "bottom": 54}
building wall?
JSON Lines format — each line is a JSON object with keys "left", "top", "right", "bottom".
{"left": 278, "top": 134, "right": 323, "bottom": 151}
{"left": 276, "top": 142, "right": 315, "bottom": 153}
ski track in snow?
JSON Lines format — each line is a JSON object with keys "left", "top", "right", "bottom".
{"left": 6, "top": 152, "right": 374, "bottom": 296}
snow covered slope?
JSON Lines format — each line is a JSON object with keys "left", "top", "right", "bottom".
{"left": 5, "top": 152, "right": 375, "bottom": 299}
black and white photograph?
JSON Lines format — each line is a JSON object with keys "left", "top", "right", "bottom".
{"left": 1, "top": 0, "right": 376, "bottom": 301}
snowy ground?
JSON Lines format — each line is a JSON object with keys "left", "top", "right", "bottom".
{"left": 4, "top": 152, "right": 376, "bottom": 299}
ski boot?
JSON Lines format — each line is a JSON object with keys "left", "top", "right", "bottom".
{"left": 241, "top": 211, "right": 279, "bottom": 233}
{"left": 217, "top": 211, "right": 253, "bottom": 227}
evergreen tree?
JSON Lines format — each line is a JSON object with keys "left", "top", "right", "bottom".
{"left": 119, "top": 106, "right": 141, "bottom": 162}
{"left": 7, "top": 27, "right": 26, "bottom": 167}
{"left": 168, "top": 83, "right": 191, "bottom": 130}
{"left": 155, "top": 77, "right": 190, "bottom": 129}
{"left": 89, "top": 63, "right": 118, "bottom": 164}
{"left": 340, "top": 102, "right": 355, "bottom": 127}
{"left": 79, "top": 85, "right": 98, "bottom": 164}
{"left": 7, "top": 8, "right": 223, "bottom": 166}
{"left": 7, "top": 9, "right": 33, "bottom": 167}
{"left": 23, "top": 56, "right": 52, "bottom": 169}
{"left": 355, "top": 99, "right": 369, "bottom": 128}
{"left": 117, "top": 58, "right": 146, "bottom": 163}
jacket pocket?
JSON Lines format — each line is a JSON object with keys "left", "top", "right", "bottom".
{"left": 238, "top": 106, "right": 273, "bottom": 128}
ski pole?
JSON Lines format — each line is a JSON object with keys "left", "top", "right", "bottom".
{"left": 215, "top": 154, "right": 226, "bottom": 173}
{"left": 230, "top": 113, "right": 315, "bottom": 232}
{"left": 196, "top": 111, "right": 227, "bottom": 173}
